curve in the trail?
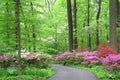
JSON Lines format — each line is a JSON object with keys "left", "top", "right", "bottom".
{"left": 47, "top": 64, "right": 98, "bottom": 80}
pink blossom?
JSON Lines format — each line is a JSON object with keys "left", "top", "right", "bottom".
{"left": 75, "top": 53, "right": 81, "bottom": 57}
{"left": 26, "top": 53, "right": 35, "bottom": 60}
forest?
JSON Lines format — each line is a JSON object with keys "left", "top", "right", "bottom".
{"left": 0, "top": 0, "right": 120, "bottom": 80}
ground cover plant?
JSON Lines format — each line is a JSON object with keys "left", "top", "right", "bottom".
{"left": 0, "top": 67, "right": 55, "bottom": 80}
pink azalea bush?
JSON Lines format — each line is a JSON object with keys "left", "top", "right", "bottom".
{"left": 54, "top": 51, "right": 83, "bottom": 65}
{"left": 21, "top": 52, "right": 53, "bottom": 68}
{"left": 81, "top": 51, "right": 100, "bottom": 66}
{"left": 54, "top": 50, "right": 102, "bottom": 66}
{"left": 102, "top": 54, "right": 120, "bottom": 72}
{"left": 0, "top": 53, "right": 52, "bottom": 69}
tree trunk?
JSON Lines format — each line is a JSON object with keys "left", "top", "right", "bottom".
{"left": 109, "top": 0, "right": 118, "bottom": 51}
{"left": 15, "top": 0, "right": 22, "bottom": 75}
{"left": 66, "top": 0, "right": 73, "bottom": 51}
{"left": 73, "top": 0, "right": 78, "bottom": 49}
{"left": 30, "top": 2, "right": 36, "bottom": 52}
{"left": 6, "top": 2, "right": 10, "bottom": 45}
{"left": 87, "top": 0, "right": 91, "bottom": 49}
{"left": 96, "top": 0, "right": 102, "bottom": 46}
{"left": 117, "top": 0, "right": 120, "bottom": 24}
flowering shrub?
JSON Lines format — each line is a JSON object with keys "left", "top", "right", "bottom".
{"left": 81, "top": 51, "right": 101, "bottom": 66}
{"left": 21, "top": 53, "right": 53, "bottom": 68}
{"left": 102, "top": 54, "right": 120, "bottom": 72}
{"left": 34, "top": 53, "right": 53, "bottom": 68}
{"left": 96, "top": 42, "right": 117, "bottom": 57}
{"left": 0, "top": 53, "right": 52, "bottom": 69}
{"left": 0, "top": 54, "right": 11, "bottom": 68}
{"left": 54, "top": 51, "right": 83, "bottom": 65}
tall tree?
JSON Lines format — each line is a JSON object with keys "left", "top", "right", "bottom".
{"left": 6, "top": 2, "right": 10, "bottom": 45}
{"left": 117, "top": 0, "right": 120, "bottom": 24}
{"left": 109, "top": 0, "right": 118, "bottom": 51}
{"left": 30, "top": 2, "right": 36, "bottom": 52}
{"left": 87, "top": 0, "right": 91, "bottom": 49}
{"left": 66, "top": 0, "right": 73, "bottom": 51}
{"left": 15, "top": 0, "right": 22, "bottom": 75}
{"left": 96, "top": 0, "right": 102, "bottom": 46}
{"left": 73, "top": 0, "right": 78, "bottom": 49}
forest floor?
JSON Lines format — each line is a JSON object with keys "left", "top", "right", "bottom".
{"left": 47, "top": 64, "right": 98, "bottom": 80}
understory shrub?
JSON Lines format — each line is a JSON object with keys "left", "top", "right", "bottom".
{"left": 0, "top": 52, "right": 53, "bottom": 69}
{"left": 96, "top": 42, "right": 118, "bottom": 57}
{"left": 102, "top": 54, "right": 120, "bottom": 72}
{"left": 0, "top": 54, "right": 11, "bottom": 68}
{"left": 45, "top": 48, "right": 58, "bottom": 55}
{"left": 54, "top": 51, "right": 83, "bottom": 65}
{"left": 81, "top": 51, "right": 101, "bottom": 66}
{"left": 21, "top": 53, "right": 53, "bottom": 68}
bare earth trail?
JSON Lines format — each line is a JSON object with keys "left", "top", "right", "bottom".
{"left": 47, "top": 64, "right": 98, "bottom": 80}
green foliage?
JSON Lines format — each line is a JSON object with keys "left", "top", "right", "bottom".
{"left": 0, "top": 75, "right": 45, "bottom": 80}
{"left": 45, "top": 48, "right": 58, "bottom": 54}
{"left": 7, "top": 67, "right": 18, "bottom": 76}
{"left": 0, "top": 67, "right": 55, "bottom": 80}
{"left": 22, "top": 67, "right": 54, "bottom": 77}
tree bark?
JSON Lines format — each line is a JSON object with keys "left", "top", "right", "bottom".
{"left": 15, "top": 0, "right": 22, "bottom": 75}
{"left": 109, "top": 0, "right": 118, "bottom": 51}
{"left": 87, "top": 0, "right": 91, "bottom": 49}
{"left": 73, "top": 0, "right": 78, "bottom": 49}
{"left": 96, "top": 0, "right": 102, "bottom": 46}
{"left": 6, "top": 2, "right": 10, "bottom": 45}
{"left": 30, "top": 2, "right": 36, "bottom": 52}
{"left": 117, "top": 0, "right": 120, "bottom": 24}
{"left": 66, "top": 0, "right": 73, "bottom": 51}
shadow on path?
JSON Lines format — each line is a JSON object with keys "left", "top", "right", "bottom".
{"left": 47, "top": 64, "right": 98, "bottom": 80}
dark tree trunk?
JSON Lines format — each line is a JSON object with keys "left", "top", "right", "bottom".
{"left": 30, "top": 2, "right": 36, "bottom": 52}
{"left": 16, "top": 0, "right": 21, "bottom": 75}
{"left": 66, "top": 0, "right": 73, "bottom": 51}
{"left": 109, "top": 0, "right": 118, "bottom": 51}
{"left": 6, "top": 2, "right": 10, "bottom": 45}
{"left": 15, "top": 0, "right": 22, "bottom": 75}
{"left": 87, "top": 0, "right": 91, "bottom": 49}
{"left": 96, "top": 0, "right": 102, "bottom": 46}
{"left": 117, "top": 0, "right": 120, "bottom": 24}
{"left": 73, "top": 0, "right": 78, "bottom": 49}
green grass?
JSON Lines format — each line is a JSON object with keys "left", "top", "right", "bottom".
{"left": 0, "top": 67, "right": 55, "bottom": 80}
{"left": 68, "top": 64, "right": 120, "bottom": 79}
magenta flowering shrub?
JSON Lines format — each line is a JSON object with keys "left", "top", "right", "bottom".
{"left": 54, "top": 51, "right": 102, "bottom": 66}
{"left": 102, "top": 54, "right": 120, "bottom": 72}
{"left": 54, "top": 51, "right": 83, "bottom": 65}
{"left": 81, "top": 51, "right": 101, "bottom": 66}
